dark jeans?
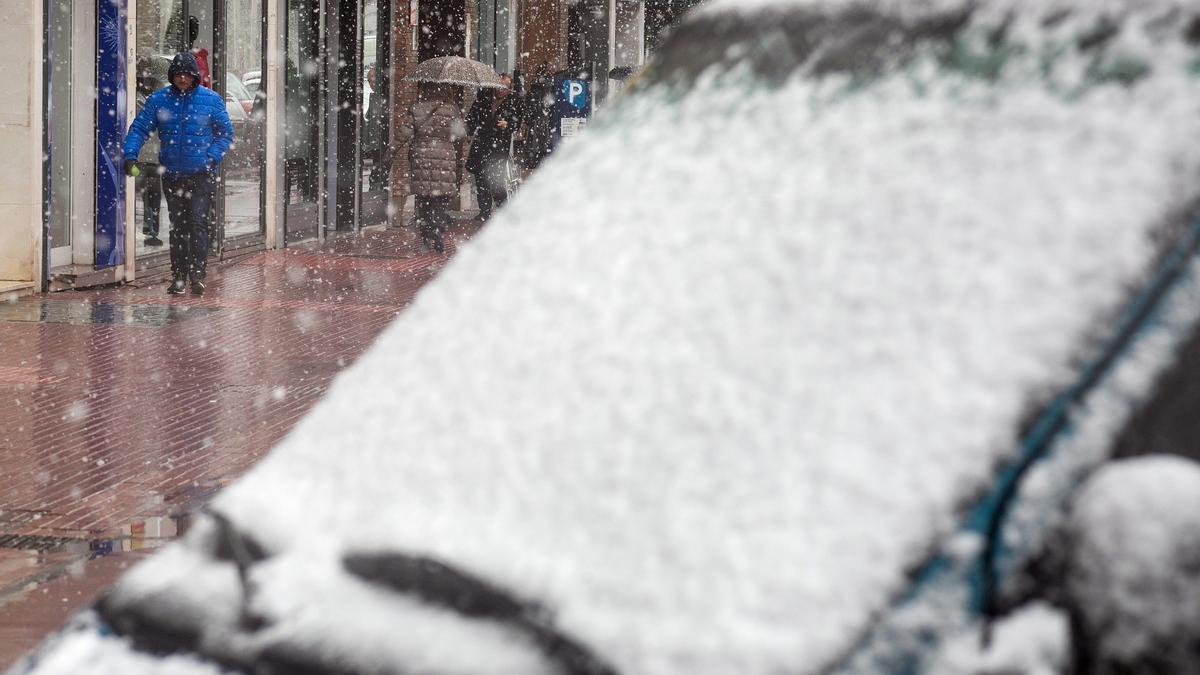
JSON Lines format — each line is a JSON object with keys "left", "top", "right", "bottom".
{"left": 138, "top": 169, "right": 163, "bottom": 237}
{"left": 367, "top": 145, "right": 389, "bottom": 192}
{"left": 471, "top": 156, "right": 509, "bottom": 220}
{"left": 415, "top": 196, "right": 450, "bottom": 248}
{"left": 162, "top": 172, "right": 214, "bottom": 281}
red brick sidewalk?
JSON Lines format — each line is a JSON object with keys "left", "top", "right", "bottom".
{"left": 0, "top": 224, "right": 475, "bottom": 668}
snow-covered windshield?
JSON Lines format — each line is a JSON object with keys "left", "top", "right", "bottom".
{"left": 646, "top": 1, "right": 1192, "bottom": 92}
{"left": 31, "top": 2, "right": 1200, "bottom": 674}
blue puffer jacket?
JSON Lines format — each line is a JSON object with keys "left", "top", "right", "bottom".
{"left": 123, "top": 53, "right": 234, "bottom": 175}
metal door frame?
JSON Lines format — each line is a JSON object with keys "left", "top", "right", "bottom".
{"left": 283, "top": 0, "right": 327, "bottom": 244}
{"left": 210, "top": 0, "right": 270, "bottom": 258}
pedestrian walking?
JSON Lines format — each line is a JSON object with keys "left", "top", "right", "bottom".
{"left": 123, "top": 52, "right": 233, "bottom": 295}
{"left": 395, "top": 83, "right": 467, "bottom": 253}
{"left": 517, "top": 64, "right": 554, "bottom": 173}
{"left": 466, "top": 73, "right": 520, "bottom": 222}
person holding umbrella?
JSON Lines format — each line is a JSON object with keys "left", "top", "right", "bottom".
{"left": 394, "top": 82, "right": 468, "bottom": 253}
{"left": 465, "top": 73, "right": 521, "bottom": 222}
{"left": 397, "top": 57, "right": 505, "bottom": 252}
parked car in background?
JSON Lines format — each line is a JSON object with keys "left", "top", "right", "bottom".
{"left": 14, "top": 0, "right": 1200, "bottom": 673}
{"left": 241, "top": 69, "right": 261, "bottom": 98}
{"left": 224, "top": 72, "right": 264, "bottom": 171}
{"left": 225, "top": 72, "right": 254, "bottom": 117}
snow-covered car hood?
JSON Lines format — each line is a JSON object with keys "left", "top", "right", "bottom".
{"left": 24, "top": 1, "right": 1200, "bottom": 673}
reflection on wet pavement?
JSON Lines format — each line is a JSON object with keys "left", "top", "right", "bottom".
{"left": 0, "top": 302, "right": 221, "bottom": 327}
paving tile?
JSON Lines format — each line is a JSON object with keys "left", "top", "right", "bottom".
{"left": 0, "top": 225, "right": 476, "bottom": 669}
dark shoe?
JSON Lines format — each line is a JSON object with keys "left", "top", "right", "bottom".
{"left": 145, "top": 236, "right": 164, "bottom": 247}
{"left": 432, "top": 237, "right": 445, "bottom": 254}
{"left": 190, "top": 280, "right": 206, "bottom": 296}
{"left": 167, "top": 278, "right": 187, "bottom": 295}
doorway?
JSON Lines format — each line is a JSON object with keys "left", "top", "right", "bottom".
{"left": 329, "top": 0, "right": 392, "bottom": 233}
{"left": 568, "top": 0, "right": 608, "bottom": 103}
{"left": 220, "top": 0, "right": 267, "bottom": 253}
{"left": 360, "top": 0, "right": 391, "bottom": 228}
{"left": 284, "top": 0, "right": 323, "bottom": 243}
{"left": 420, "top": 0, "right": 467, "bottom": 60}
{"left": 131, "top": 0, "right": 266, "bottom": 268}
{"left": 45, "top": 0, "right": 92, "bottom": 271}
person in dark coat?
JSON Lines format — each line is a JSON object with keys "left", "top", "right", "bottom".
{"left": 518, "top": 64, "right": 554, "bottom": 173}
{"left": 395, "top": 83, "right": 467, "bottom": 253}
{"left": 466, "top": 74, "right": 520, "bottom": 221}
{"left": 123, "top": 52, "right": 234, "bottom": 295}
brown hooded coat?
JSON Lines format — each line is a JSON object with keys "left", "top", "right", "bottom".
{"left": 396, "top": 101, "right": 467, "bottom": 197}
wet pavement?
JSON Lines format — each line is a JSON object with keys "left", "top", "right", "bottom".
{"left": 0, "top": 223, "right": 477, "bottom": 669}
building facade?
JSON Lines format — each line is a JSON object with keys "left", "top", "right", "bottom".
{"left": 0, "top": 0, "right": 42, "bottom": 296}
{"left": 0, "top": 0, "right": 687, "bottom": 294}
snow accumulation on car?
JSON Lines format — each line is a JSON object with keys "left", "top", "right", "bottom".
{"left": 13, "top": 0, "right": 1200, "bottom": 673}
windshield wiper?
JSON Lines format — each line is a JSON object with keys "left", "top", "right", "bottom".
{"left": 344, "top": 550, "right": 619, "bottom": 675}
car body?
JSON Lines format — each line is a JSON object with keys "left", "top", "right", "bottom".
{"left": 242, "top": 69, "right": 262, "bottom": 98}
{"left": 17, "top": 0, "right": 1200, "bottom": 673}
{"left": 222, "top": 71, "right": 266, "bottom": 171}
{"left": 225, "top": 72, "right": 254, "bottom": 117}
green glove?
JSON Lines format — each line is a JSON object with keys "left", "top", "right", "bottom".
{"left": 123, "top": 160, "right": 140, "bottom": 177}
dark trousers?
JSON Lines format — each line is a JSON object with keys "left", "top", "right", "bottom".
{"left": 415, "top": 196, "right": 450, "bottom": 248}
{"left": 162, "top": 172, "right": 214, "bottom": 281}
{"left": 471, "top": 156, "right": 508, "bottom": 220}
{"left": 138, "top": 169, "right": 163, "bottom": 237}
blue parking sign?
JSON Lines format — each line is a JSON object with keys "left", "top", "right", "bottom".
{"left": 563, "top": 79, "right": 589, "bottom": 110}
{"left": 550, "top": 73, "right": 592, "bottom": 150}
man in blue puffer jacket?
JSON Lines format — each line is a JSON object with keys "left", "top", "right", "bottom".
{"left": 123, "top": 52, "right": 233, "bottom": 295}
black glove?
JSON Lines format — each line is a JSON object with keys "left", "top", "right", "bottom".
{"left": 123, "top": 159, "right": 139, "bottom": 176}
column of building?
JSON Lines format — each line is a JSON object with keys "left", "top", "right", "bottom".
{"left": 0, "top": 0, "right": 42, "bottom": 295}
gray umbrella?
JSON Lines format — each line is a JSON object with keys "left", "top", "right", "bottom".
{"left": 404, "top": 56, "right": 506, "bottom": 88}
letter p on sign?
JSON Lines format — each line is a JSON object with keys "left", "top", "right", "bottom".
{"left": 565, "top": 80, "right": 588, "bottom": 110}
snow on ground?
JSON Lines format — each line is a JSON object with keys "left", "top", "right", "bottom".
{"left": 83, "top": 2, "right": 1200, "bottom": 674}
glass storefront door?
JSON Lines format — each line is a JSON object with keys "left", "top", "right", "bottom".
{"left": 221, "top": 0, "right": 266, "bottom": 246}
{"left": 419, "top": 0, "right": 466, "bottom": 60}
{"left": 475, "top": 0, "right": 514, "bottom": 74}
{"left": 284, "top": 0, "right": 322, "bottom": 242}
{"left": 329, "top": 0, "right": 389, "bottom": 232}
{"left": 359, "top": 0, "right": 390, "bottom": 227}
{"left": 45, "top": 0, "right": 101, "bottom": 271}
{"left": 132, "top": 0, "right": 265, "bottom": 265}
{"left": 132, "top": 0, "right": 183, "bottom": 262}
{"left": 331, "top": 0, "right": 358, "bottom": 232}
{"left": 46, "top": 0, "right": 77, "bottom": 269}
